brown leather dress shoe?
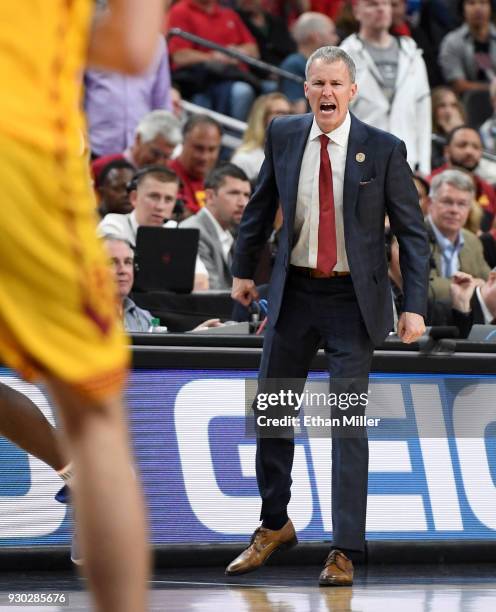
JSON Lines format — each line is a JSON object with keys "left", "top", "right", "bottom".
{"left": 319, "top": 549, "right": 354, "bottom": 586}
{"left": 225, "top": 519, "right": 297, "bottom": 576}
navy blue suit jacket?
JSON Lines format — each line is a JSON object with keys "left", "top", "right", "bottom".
{"left": 232, "top": 113, "right": 430, "bottom": 346}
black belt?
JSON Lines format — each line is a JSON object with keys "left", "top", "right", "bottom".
{"left": 290, "top": 265, "right": 351, "bottom": 279}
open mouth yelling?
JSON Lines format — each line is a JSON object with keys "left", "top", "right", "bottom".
{"left": 320, "top": 102, "right": 336, "bottom": 114}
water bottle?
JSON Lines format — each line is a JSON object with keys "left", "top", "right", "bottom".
{"left": 148, "top": 317, "right": 168, "bottom": 333}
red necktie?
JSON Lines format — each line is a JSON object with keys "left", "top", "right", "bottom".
{"left": 316, "top": 134, "right": 337, "bottom": 274}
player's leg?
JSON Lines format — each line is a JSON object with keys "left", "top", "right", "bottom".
{"left": 0, "top": 382, "right": 67, "bottom": 472}
{"left": 47, "top": 379, "right": 149, "bottom": 612}
{"left": 0, "top": 135, "right": 147, "bottom": 611}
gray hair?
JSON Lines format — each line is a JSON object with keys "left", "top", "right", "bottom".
{"left": 135, "top": 110, "right": 183, "bottom": 145}
{"left": 293, "top": 12, "right": 335, "bottom": 44}
{"left": 101, "top": 234, "right": 134, "bottom": 253}
{"left": 429, "top": 169, "right": 475, "bottom": 200}
{"left": 305, "top": 46, "right": 356, "bottom": 82}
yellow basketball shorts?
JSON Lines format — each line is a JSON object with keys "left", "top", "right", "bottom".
{"left": 0, "top": 133, "right": 129, "bottom": 401}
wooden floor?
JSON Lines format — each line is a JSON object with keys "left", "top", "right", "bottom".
{"left": 1, "top": 564, "right": 495, "bottom": 611}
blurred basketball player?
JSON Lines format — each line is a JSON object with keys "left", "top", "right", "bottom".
{"left": 0, "top": 2, "right": 165, "bottom": 610}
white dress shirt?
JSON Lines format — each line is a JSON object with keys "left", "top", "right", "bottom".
{"left": 97, "top": 211, "right": 209, "bottom": 277}
{"left": 291, "top": 112, "right": 351, "bottom": 271}
{"left": 202, "top": 207, "right": 234, "bottom": 262}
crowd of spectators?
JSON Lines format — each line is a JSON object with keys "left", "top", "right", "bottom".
{"left": 85, "top": 0, "right": 496, "bottom": 338}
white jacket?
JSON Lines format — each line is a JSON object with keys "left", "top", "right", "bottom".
{"left": 340, "top": 34, "right": 431, "bottom": 175}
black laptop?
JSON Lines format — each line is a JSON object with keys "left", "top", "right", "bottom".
{"left": 134, "top": 226, "right": 199, "bottom": 294}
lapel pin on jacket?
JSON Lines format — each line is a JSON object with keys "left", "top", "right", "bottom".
{"left": 356, "top": 152, "right": 365, "bottom": 163}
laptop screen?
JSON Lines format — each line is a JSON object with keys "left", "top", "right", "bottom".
{"left": 134, "top": 226, "right": 199, "bottom": 294}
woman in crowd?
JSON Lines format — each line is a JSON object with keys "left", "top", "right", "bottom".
{"left": 231, "top": 92, "right": 291, "bottom": 183}
{"left": 431, "top": 86, "right": 466, "bottom": 169}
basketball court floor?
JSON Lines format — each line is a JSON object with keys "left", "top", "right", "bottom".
{"left": 0, "top": 563, "right": 495, "bottom": 611}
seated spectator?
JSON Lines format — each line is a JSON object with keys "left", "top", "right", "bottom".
{"left": 91, "top": 110, "right": 183, "bottom": 185}
{"left": 439, "top": 0, "right": 496, "bottom": 96}
{"left": 104, "top": 236, "right": 221, "bottom": 332}
{"left": 168, "top": 114, "right": 222, "bottom": 216}
{"left": 279, "top": 12, "right": 338, "bottom": 113}
{"left": 95, "top": 159, "right": 135, "bottom": 218}
{"left": 479, "top": 78, "right": 496, "bottom": 153}
{"left": 231, "top": 92, "right": 291, "bottom": 182}
{"left": 429, "top": 125, "right": 496, "bottom": 231}
{"left": 84, "top": 1, "right": 172, "bottom": 157}
{"left": 340, "top": 0, "right": 431, "bottom": 174}
{"left": 181, "top": 163, "right": 251, "bottom": 289}
{"left": 168, "top": 0, "right": 259, "bottom": 120}
{"left": 426, "top": 169, "right": 490, "bottom": 302}
{"left": 449, "top": 270, "right": 496, "bottom": 337}
{"left": 431, "top": 86, "right": 466, "bottom": 169}
{"left": 98, "top": 166, "right": 209, "bottom": 290}
{"left": 236, "top": 0, "right": 297, "bottom": 84}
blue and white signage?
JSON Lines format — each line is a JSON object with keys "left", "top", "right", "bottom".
{"left": 0, "top": 368, "right": 495, "bottom": 546}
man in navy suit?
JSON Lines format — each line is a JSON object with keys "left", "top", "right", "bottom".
{"left": 226, "top": 46, "right": 430, "bottom": 585}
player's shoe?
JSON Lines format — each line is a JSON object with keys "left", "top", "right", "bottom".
{"left": 54, "top": 484, "right": 70, "bottom": 504}
{"left": 54, "top": 486, "right": 83, "bottom": 565}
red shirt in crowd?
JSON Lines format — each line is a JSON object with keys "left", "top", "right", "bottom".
{"left": 91, "top": 153, "right": 128, "bottom": 184}
{"left": 391, "top": 22, "right": 412, "bottom": 37}
{"left": 168, "top": 157, "right": 206, "bottom": 214}
{"left": 167, "top": 0, "right": 256, "bottom": 69}
{"left": 261, "top": 1, "right": 344, "bottom": 25}
{"left": 310, "top": 0, "right": 344, "bottom": 21}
